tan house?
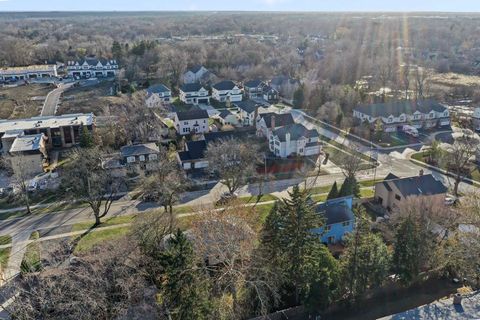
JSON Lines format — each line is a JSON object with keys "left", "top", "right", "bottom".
{"left": 374, "top": 173, "right": 448, "bottom": 211}
{"left": 9, "top": 133, "right": 48, "bottom": 176}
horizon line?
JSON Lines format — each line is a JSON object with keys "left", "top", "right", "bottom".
{"left": 0, "top": 10, "right": 479, "bottom": 14}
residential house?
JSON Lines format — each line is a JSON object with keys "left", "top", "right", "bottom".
{"left": 217, "top": 110, "right": 240, "bottom": 127}
{"left": 212, "top": 80, "right": 243, "bottom": 103}
{"left": 256, "top": 112, "right": 295, "bottom": 137}
{"left": 374, "top": 173, "right": 448, "bottom": 211}
{"left": 234, "top": 100, "right": 263, "bottom": 126}
{"left": 66, "top": 57, "right": 119, "bottom": 78}
{"left": 270, "top": 76, "right": 300, "bottom": 104}
{"left": 120, "top": 143, "right": 160, "bottom": 172}
{"left": 174, "top": 110, "right": 210, "bottom": 135}
{"left": 182, "top": 65, "right": 217, "bottom": 84}
{"left": 177, "top": 140, "right": 209, "bottom": 170}
{"left": 472, "top": 107, "right": 480, "bottom": 131}
{"left": 312, "top": 196, "right": 355, "bottom": 244}
{"left": 0, "top": 113, "right": 95, "bottom": 154}
{"left": 8, "top": 133, "right": 48, "bottom": 176}
{"left": 353, "top": 100, "right": 450, "bottom": 133}
{"left": 269, "top": 123, "right": 321, "bottom": 158}
{"left": 244, "top": 79, "right": 278, "bottom": 102}
{"left": 179, "top": 83, "right": 210, "bottom": 105}
{"left": 145, "top": 84, "right": 171, "bottom": 108}
{"left": 0, "top": 65, "right": 57, "bottom": 81}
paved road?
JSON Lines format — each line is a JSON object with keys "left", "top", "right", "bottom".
{"left": 40, "top": 83, "right": 73, "bottom": 116}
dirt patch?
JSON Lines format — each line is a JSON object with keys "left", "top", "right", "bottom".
{"left": 0, "top": 83, "right": 54, "bottom": 119}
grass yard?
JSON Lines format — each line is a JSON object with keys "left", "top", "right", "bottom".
{"left": 0, "top": 83, "right": 53, "bottom": 119}
{"left": 21, "top": 231, "right": 41, "bottom": 273}
{"left": 58, "top": 81, "right": 123, "bottom": 115}
{"left": 0, "top": 235, "right": 12, "bottom": 271}
{"left": 72, "top": 215, "right": 136, "bottom": 232}
{"left": 73, "top": 226, "right": 130, "bottom": 253}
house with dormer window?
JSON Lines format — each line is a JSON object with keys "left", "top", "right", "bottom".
{"left": 66, "top": 57, "right": 119, "bottom": 78}
{"left": 353, "top": 100, "right": 450, "bottom": 132}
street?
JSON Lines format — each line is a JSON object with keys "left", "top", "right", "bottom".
{"left": 40, "top": 83, "right": 73, "bottom": 116}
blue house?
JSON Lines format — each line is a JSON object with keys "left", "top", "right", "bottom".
{"left": 312, "top": 196, "right": 355, "bottom": 244}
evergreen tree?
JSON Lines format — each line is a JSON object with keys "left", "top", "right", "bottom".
{"left": 293, "top": 85, "right": 305, "bottom": 108}
{"left": 79, "top": 126, "right": 94, "bottom": 148}
{"left": 340, "top": 207, "right": 390, "bottom": 304}
{"left": 159, "top": 229, "right": 212, "bottom": 320}
{"left": 392, "top": 216, "right": 423, "bottom": 284}
{"left": 111, "top": 41, "right": 123, "bottom": 61}
{"left": 338, "top": 176, "right": 360, "bottom": 198}
{"left": 326, "top": 181, "right": 339, "bottom": 200}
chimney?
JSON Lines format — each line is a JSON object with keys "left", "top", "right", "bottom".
{"left": 271, "top": 115, "right": 276, "bottom": 130}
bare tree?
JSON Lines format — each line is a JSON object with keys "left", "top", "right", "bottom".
{"left": 336, "top": 148, "right": 364, "bottom": 180}
{"left": 62, "top": 147, "right": 123, "bottom": 226}
{"left": 205, "top": 138, "right": 260, "bottom": 195}
{"left": 414, "top": 67, "right": 431, "bottom": 100}
{"left": 140, "top": 148, "right": 188, "bottom": 232}
{"left": 443, "top": 136, "right": 479, "bottom": 196}
{"left": 3, "top": 154, "right": 34, "bottom": 214}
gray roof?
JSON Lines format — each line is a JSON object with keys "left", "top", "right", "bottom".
{"left": 179, "top": 140, "right": 207, "bottom": 161}
{"left": 379, "top": 290, "right": 480, "bottom": 320}
{"left": 384, "top": 174, "right": 448, "bottom": 198}
{"left": 147, "top": 84, "right": 170, "bottom": 94}
{"left": 180, "top": 83, "right": 205, "bottom": 93}
{"left": 189, "top": 65, "right": 204, "bottom": 74}
{"left": 213, "top": 80, "right": 237, "bottom": 91}
{"left": 121, "top": 143, "right": 159, "bottom": 158}
{"left": 260, "top": 113, "right": 295, "bottom": 128}
{"left": 316, "top": 196, "right": 355, "bottom": 225}
{"left": 219, "top": 110, "right": 233, "bottom": 119}
{"left": 234, "top": 100, "right": 259, "bottom": 114}
{"left": 272, "top": 123, "right": 319, "bottom": 142}
{"left": 244, "top": 79, "right": 264, "bottom": 88}
{"left": 176, "top": 110, "right": 209, "bottom": 121}
{"left": 354, "top": 100, "right": 447, "bottom": 118}
{"left": 9, "top": 134, "right": 44, "bottom": 153}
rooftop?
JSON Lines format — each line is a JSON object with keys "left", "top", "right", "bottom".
{"left": 176, "top": 109, "right": 209, "bottom": 121}
{"left": 147, "top": 84, "right": 171, "bottom": 94}
{"left": 213, "top": 80, "right": 237, "bottom": 91}
{"left": 180, "top": 83, "right": 205, "bottom": 92}
{"left": 0, "top": 64, "right": 56, "bottom": 75}
{"left": 0, "top": 113, "right": 94, "bottom": 134}
{"left": 9, "top": 134, "right": 45, "bottom": 153}
{"left": 381, "top": 174, "right": 448, "bottom": 198}
{"left": 234, "top": 100, "right": 260, "bottom": 114}
{"left": 259, "top": 112, "right": 295, "bottom": 128}
{"left": 316, "top": 196, "right": 355, "bottom": 225}
{"left": 189, "top": 65, "right": 205, "bottom": 74}
{"left": 354, "top": 100, "right": 448, "bottom": 118}
{"left": 272, "top": 123, "right": 319, "bottom": 142}
{"left": 379, "top": 290, "right": 480, "bottom": 320}
{"left": 120, "top": 143, "right": 159, "bottom": 158}
{"left": 244, "top": 79, "right": 264, "bottom": 88}
{"left": 179, "top": 140, "right": 207, "bottom": 161}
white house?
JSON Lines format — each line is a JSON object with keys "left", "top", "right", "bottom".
{"left": 145, "top": 84, "right": 171, "bottom": 108}
{"left": 473, "top": 107, "right": 480, "bottom": 131}
{"left": 120, "top": 143, "right": 160, "bottom": 172}
{"left": 182, "top": 65, "right": 216, "bottom": 84}
{"left": 174, "top": 110, "right": 210, "bottom": 135}
{"left": 212, "top": 80, "right": 243, "bottom": 103}
{"left": 256, "top": 112, "right": 296, "bottom": 137}
{"left": 244, "top": 79, "right": 279, "bottom": 102}
{"left": 0, "top": 65, "right": 57, "bottom": 81}
{"left": 179, "top": 83, "right": 210, "bottom": 105}
{"left": 353, "top": 100, "right": 450, "bottom": 133}
{"left": 66, "top": 57, "right": 119, "bottom": 78}
{"left": 269, "top": 123, "right": 321, "bottom": 158}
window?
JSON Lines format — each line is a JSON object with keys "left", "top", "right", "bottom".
{"left": 342, "top": 221, "right": 350, "bottom": 227}
{"left": 327, "top": 236, "right": 335, "bottom": 244}
{"left": 184, "top": 121, "right": 188, "bottom": 125}
{"left": 204, "top": 120, "right": 206, "bottom": 123}
{"left": 139, "top": 155, "right": 145, "bottom": 162}
{"left": 299, "top": 148, "right": 304, "bottom": 153}
{"left": 148, "top": 154, "right": 157, "bottom": 161}
{"left": 127, "top": 156, "right": 135, "bottom": 163}
{"left": 324, "top": 225, "right": 331, "bottom": 232}
{"left": 395, "top": 194, "right": 401, "bottom": 201}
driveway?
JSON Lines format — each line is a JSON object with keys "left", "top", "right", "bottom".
{"left": 40, "top": 83, "right": 73, "bottom": 116}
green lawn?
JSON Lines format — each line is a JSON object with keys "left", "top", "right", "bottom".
{"left": 72, "top": 215, "right": 136, "bottom": 232}
{"left": 21, "top": 231, "right": 41, "bottom": 273}
{"left": 74, "top": 227, "right": 130, "bottom": 253}
{"left": 237, "top": 194, "right": 278, "bottom": 204}
{"left": 0, "top": 235, "right": 12, "bottom": 270}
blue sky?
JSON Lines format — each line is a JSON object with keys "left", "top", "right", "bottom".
{"left": 1, "top": 0, "right": 480, "bottom": 12}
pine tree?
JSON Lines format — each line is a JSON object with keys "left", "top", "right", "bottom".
{"left": 340, "top": 207, "right": 390, "bottom": 304}
{"left": 392, "top": 216, "right": 422, "bottom": 285}
{"left": 293, "top": 85, "right": 305, "bottom": 108}
{"left": 338, "top": 176, "right": 360, "bottom": 198}
{"left": 326, "top": 181, "right": 339, "bottom": 200}
{"left": 79, "top": 126, "right": 94, "bottom": 148}
{"left": 159, "top": 229, "right": 212, "bottom": 320}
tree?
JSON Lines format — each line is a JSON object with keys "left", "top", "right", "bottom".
{"left": 326, "top": 181, "right": 339, "bottom": 200}
{"left": 141, "top": 148, "right": 188, "bottom": 232}
{"left": 157, "top": 230, "right": 213, "bottom": 320}
{"left": 293, "top": 85, "right": 305, "bottom": 108}
{"left": 79, "top": 125, "right": 94, "bottom": 148}
{"left": 205, "top": 138, "right": 259, "bottom": 195}
{"left": 336, "top": 149, "right": 363, "bottom": 181}
{"left": 111, "top": 40, "right": 123, "bottom": 61}
{"left": 62, "top": 147, "right": 122, "bottom": 226}
{"left": 443, "top": 135, "right": 478, "bottom": 196}
{"left": 259, "top": 186, "right": 337, "bottom": 308}
{"left": 3, "top": 154, "right": 33, "bottom": 214}
{"left": 338, "top": 176, "right": 360, "bottom": 198}
{"left": 340, "top": 207, "right": 390, "bottom": 304}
